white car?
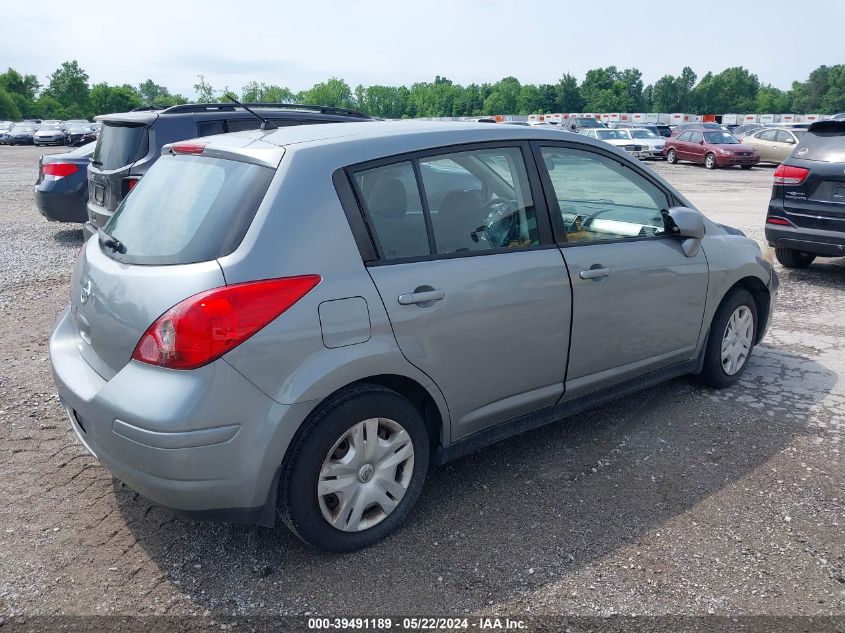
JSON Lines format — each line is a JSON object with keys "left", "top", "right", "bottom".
{"left": 579, "top": 128, "right": 650, "bottom": 159}
{"left": 613, "top": 128, "right": 666, "bottom": 159}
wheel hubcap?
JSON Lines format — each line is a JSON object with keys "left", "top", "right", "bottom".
{"left": 317, "top": 417, "right": 414, "bottom": 532}
{"left": 721, "top": 306, "right": 753, "bottom": 375}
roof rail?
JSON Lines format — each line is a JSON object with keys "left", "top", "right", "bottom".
{"left": 159, "top": 102, "right": 371, "bottom": 119}
{"left": 130, "top": 105, "right": 169, "bottom": 112}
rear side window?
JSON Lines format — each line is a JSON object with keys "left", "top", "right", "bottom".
{"left": 353, "top": 146, "right": 539, "bottom": 260}
{"left": 93, "top": 123, "right": 149, "bottom": 170}
{"left": 104, "top": 155, "right": 274, "bottom": 265}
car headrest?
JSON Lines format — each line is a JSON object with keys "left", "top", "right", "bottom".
{"left": 367, "top": 178, "right": 407, "bottom": 219}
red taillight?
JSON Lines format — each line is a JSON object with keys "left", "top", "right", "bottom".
{"left": 766, "top": 216, "right": 793, "bottom": 226}
{"left": 773, "top": 164, "right": 809, "bottom": 185}
{"left": 43, "top": 163, "right": 79, "bottom": 178}
{"left": 132, "top": 275, "right": 321, "bottom": 370}
{"left": 126, "top": 178, "right": 138, "bottom": 191}
{"left": 171, "top": 141, "right": 207, "bottom": 155}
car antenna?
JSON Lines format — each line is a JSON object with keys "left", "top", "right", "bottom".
{"left": 224, "top": 94, "right": 277, "bottom": 131}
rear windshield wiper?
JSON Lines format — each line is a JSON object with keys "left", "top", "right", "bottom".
{"left": 97, "top": 227, "right": 126, "bottom": 254}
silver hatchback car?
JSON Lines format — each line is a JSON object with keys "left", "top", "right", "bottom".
{"left": 50, "top": 121, "right": 778, "bottom": 552}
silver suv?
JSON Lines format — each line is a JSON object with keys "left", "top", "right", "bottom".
{"left": 50, "top": 121, "right": 778, "bottom": 552}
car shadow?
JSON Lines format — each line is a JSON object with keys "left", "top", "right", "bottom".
{"left": 115, "top": 343, "right": 836, "bottom": 615}
{"left": 51, "top": 227, "right": 83, "bottom": 247}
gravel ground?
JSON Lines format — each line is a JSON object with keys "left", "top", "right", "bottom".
{"left": 0, "top": 146, "right": 842, "bottom": 623}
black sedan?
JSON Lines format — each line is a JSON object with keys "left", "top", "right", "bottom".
{"left": 7, "top": 123, "right": 36, "bottom": 145}
{"left": 34, "top": 141, "right": 96, "bottom": 223}
{"left": 64, "top": 124, "right": 97, "bottom": 147}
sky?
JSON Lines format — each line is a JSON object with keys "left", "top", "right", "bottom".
{"left": 1, "top": 0, "right": 843, "bottom": 99}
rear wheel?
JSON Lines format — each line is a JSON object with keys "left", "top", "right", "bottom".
{"left": 666, "top": 148, "right": 678, "bottom": 164}
{"left": 775, "top": 247, "right": 816, "bottom": 269}
{"left": 699, "top": 289, "right": 757, "bottom": 388}
{"left": 705, "top": 153, "right": 717, "bottom": 169}
{"left": 279, "top": 384, "right": 429, "bottom": 552}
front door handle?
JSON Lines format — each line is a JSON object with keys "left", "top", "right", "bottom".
{"left": 398, "top": 289, "right": 445, "bottom": 305}
{"left": 579, "top": 267, "right": 610, "bottom": 279}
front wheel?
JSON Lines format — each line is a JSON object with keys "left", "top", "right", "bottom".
{"left": 705, "top": 153, "right": 717, "bottom": 169}
{"left": 775, "top": 247, "right": 815, "bottom": 269}
{"left": 740, "top": 164, "right": 753, "bottom": 170}
{"left": 698, "top": 289, "right": 757, "bottom": 388}
{"left": 279, "top": 384, "right": 430, "bottom": 552}
{"left": 666, "top": 148, "right": 678, "bottom": 164}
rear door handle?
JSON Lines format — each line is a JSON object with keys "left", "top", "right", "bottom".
{"left": 579, "top": 267, "right": 610, "bottom": 279}
{"left": 398, "top": 289, "right": 445, "bottom": 305}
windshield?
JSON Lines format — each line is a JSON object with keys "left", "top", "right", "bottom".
{"left": 68, "top": 125, "right": 92, "bottom": 132}
{"left": 93, "top": 123, "right": 149, "bottom": 170}
{"left": 577, "top": 118, "right": 605, "bottom": 128}
{"left": 704, "top": 131, "right": 739, "bottom": 144}
{"left": 40, "top": 124, "right": 62, "bottom": 131}
{"left": 12, "top": 124, "right": 34, "bottom": 132}
{"left": 595, "top": 130, "right": 628, "bottom": 140}
{"left": 631, "top": 130, "right": 658, "bottom": 139}
{"left": 104, "top": 154, "right": 275, "bottom": 265}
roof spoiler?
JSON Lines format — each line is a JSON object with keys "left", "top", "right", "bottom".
{"left": 808, "top": 120, "right": 845, "bottom": 134}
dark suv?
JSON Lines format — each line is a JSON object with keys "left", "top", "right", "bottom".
{"left": 84, "top": 103, "right": 371, "bottom": 239}
{"left": 765, "top": 120, "right": 845, "bottom": 268}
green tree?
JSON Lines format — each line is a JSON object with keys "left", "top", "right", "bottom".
{"left": 241, "top": 81, "right": 297, "bottom": 103}
{"left": 556, "top": 73, "right": 584, "bottom": 112}
{"left": 193, "top": 75, "right": 217, "bottom": 103}
{"left": 33, "top": 93, "right": 64, "bottom": 119}
{"left": 300, "top": 78, "right": 354, "bottom": 108}
{"left": 517, "top": 84, "right": 545, "bottom": 114}
{"left": 0, "top": 87, "right": 21, "bottom": 119}
{"left": 0, "top": 68, "right": 40, "bottom": 117}
{"left": 90, "top": 83, "right": 142, "bottom": 115}
{"left": 690, "top": 66, "right": 759, "bottom": 113}
{"left": 45, "top": 60, "right": 90, "bottom": 118}
{"left": 820, "top": 65, "right": 845, "bottom": 113}
{"left": 755, "top": 85, "right": 791, "bottom": 113}
{"left": 136, "top": 79, "right": 187, "bottom": 106}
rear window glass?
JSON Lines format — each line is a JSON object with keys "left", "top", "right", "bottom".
{"left": 103, "top": 155, "right": 274, "bottom": 265}
{"left": 793, "top": 127, "right": 845, "bottom": 162}
{"left": 93, "top": 123, "right": 149, "bottom": 170}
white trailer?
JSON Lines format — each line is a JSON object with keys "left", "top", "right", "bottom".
{"left": 722, "top": 114, "right": 740, "bottom": 126}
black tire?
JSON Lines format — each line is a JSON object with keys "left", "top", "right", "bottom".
{"left": 705, "top": 153, "right": 717, "bottom": 169}
{"left": 279, "top": 383, "right": 430, "bottom": 552}
{"left": 740, "top": 164, "right": 753, "bottom": 170}
{"left": 666, "top": 148, "right": 678, "bottom": 164}
{"left": 774, "top": 247, "right": 815, "bottom": 269}
{"left": 698, "top": 288, "right": 758, "bottom": 388}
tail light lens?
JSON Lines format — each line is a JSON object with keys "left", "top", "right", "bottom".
{"left": 132, "top": 275, "right": 321, "bottom": 370}
{"left": 766, "top": 216, "right": 793, "bottom": 226}
{"left": 171, "top": 141, "right": 207, "bottom": 155}
{"left": 43, "top": 163, "right": 79, "bottom": 178}
{"left": 773, "top": 164, "right": 809, "bottom": 185}
{"left": 121, "top": 177, "right": 140, "bottom": 197}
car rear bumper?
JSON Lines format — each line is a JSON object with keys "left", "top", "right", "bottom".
{"left": 765, "top": 222, "right": 845, "bottom": 257}
{"left": 49, "top": 307, "right": 318, "bottom": 526}
{"left": 83, "top": 201, "right": 114, "bottom": 240}
{"left": 35, "top": 186, "right": 88, "bottom": 223}
{"left": 716, "top": 154, "right": 760, "bottom": 166}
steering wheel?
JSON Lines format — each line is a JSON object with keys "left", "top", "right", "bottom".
{"left": 478, "top": 196, "right": 519, "bottom": 248}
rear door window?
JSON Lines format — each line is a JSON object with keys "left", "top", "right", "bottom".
{"left": 93, "top": 123, "right": 149, "bottom": 170}
{"left": 104, "top": 154, "right": 274, "bottom": 265}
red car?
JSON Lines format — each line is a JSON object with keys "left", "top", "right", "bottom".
{"left": 664, "top": 129, "right": 760, "bottom": 169}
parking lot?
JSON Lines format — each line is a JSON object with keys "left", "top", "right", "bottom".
{"left": 0, "top": 144, "right": 842, "bottom": 619}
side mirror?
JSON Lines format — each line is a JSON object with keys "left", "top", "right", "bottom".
{"left": 785, "top": 137, "right": 796, "bottom": 144}
{"left": 699, "top": 140, "right": 705, "bottom": 145}
{"left": 666, "top": 207, "right": 705, "bottom": 257}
